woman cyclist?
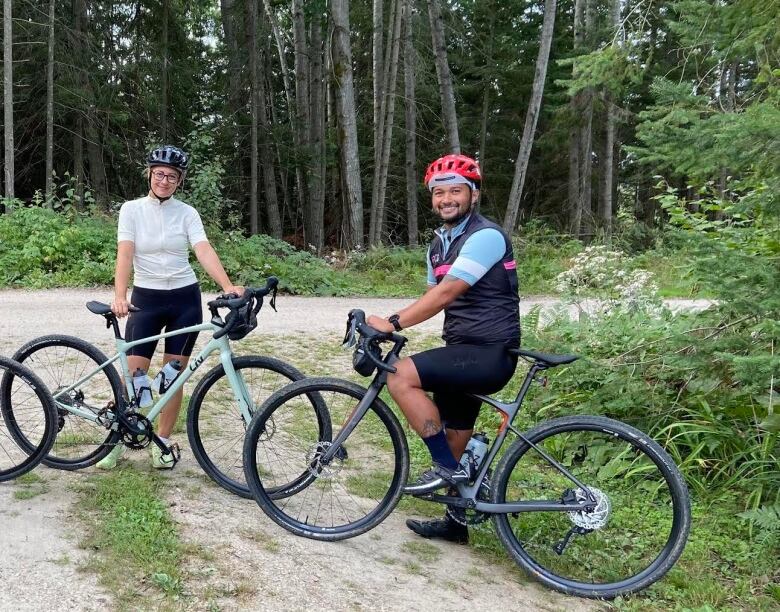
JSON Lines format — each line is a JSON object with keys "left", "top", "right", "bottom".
{"left": 99, "top": 145, "right": 243, "bottom": 470}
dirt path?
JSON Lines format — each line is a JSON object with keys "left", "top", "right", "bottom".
{"left": 0, "top": 288, "right": 711, "bottom": 610}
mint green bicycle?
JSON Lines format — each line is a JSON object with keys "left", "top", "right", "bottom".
{"left": 1, "top": 277, "right": 323, "bottom": 498}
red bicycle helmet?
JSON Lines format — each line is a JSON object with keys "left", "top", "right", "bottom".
{"left": 424, "top": 154, "right": 481, "bottom": 190}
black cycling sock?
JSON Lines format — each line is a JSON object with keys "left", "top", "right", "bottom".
{"left": 422, "top": 429, "right": 459, "bottom": 470}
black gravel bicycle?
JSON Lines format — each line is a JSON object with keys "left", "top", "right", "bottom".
{"left": 0, "top": 355, "right": 58, "bottom": 481}
{"left": 242, "top": 310, "right": 691, "bottom": 599}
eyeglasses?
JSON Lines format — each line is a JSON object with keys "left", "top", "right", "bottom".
{"left": 151, "top": 170, "right": 180, "bottom": 183}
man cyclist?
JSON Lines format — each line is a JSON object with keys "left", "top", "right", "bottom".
{"left": 367, "top": 153, "right": 520, "bottom": 543}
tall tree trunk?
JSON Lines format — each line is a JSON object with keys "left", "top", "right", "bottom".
{"left": 73, "top": 0, "right": 108, "bottom": 207}
{"left": 308, "top": 13, "right": 326, "bottom": 250}
{"left": 220, "top": 0, "right": 242, "bottom": 114}
{"left": 403, "top": 0, "right": 418, "bottom": 247}
{"left": 3, "top": 0, "right": 14, "bottom": 200}
{"left": 568, "top": 0, "right": 585, "bottom": 236}
{"left": 578, "top": 0, "right": 595, "bottom": 240}
{"left": 600, "top": 0, "right": 621, "bottom": 238}
{"left": 292, "top": 0, "right": 311, "bottom": 241}
{"left": 477, "top": 4, "right": 497, "bottom": 188}
{"left": 331, "top": 0, "right": 364, "bottom": 248}
{"left": 502, "top": 0, "right": 557, "bottom": 232}
{"left": 248, "top": 0, "right": 260, "bottom": 234}
{"left": 427, "top": 0, "right": 459, "bottom": 153}
{"left": 263, "top": 0, "right": 301, "bottom": 234}
{"left": 73, "top": 118, "right": 84, "bottom": 209}
{"left": 161, "top": 0, "right": 169, "bottom": 141}
{"left": 369, "top": 0, "right": 403, "bottom": 246}
{"left": 262, "top": 0, "right": 294, "bottom": 123}
{"left": 45, "top": 0, "right": 56, "bottom": 202}
{"left": 372, "top": 0, "right": 383, "bottom": 198}
{"left": 717, "top": 60, "right": 737, "bottom": 219}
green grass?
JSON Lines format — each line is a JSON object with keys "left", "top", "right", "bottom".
{"left": 13, "top": 472, "right": 48, "bottom": 500}
{"left": 75, "top": 468, "right": 186, "bottom": 607}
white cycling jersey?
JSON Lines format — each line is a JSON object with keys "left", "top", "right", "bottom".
{"left": 117, "top": 195, "right": 208, "bottom": 290}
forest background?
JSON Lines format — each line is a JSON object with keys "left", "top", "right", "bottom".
{"left": 0, "top": 0, "right": 778, "bottom": 609}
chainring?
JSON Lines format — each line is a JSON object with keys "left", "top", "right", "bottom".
{"left": 120, "top": 412, "right": 153, "bottom": 449}
{"left": 446, "top": 475, "right": 492, "bottom": 526}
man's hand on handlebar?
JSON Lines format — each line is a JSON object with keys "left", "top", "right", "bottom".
{"left": 221, "top": 285, "right": 245, "bottom": 298}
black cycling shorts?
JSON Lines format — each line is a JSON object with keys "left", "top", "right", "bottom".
{"left": 410, "top": 344, "right": 518, "bottom": 431}
{"left": 125, "top": 283, "right": 203, "bottom": 359}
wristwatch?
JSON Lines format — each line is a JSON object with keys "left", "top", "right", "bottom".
{"left": 388, "top": 314, "right": 403, "bottom": 332}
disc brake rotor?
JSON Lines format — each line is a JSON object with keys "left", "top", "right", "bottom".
{"left": 567, "top": 487, "right": 611, "bottom": 530}
{"left": 305, "top": 441, "right": 345, "bottom": 479}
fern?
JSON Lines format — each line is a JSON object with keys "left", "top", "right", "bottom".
{"left": 738, "top": 503, "right": 780, "bottom": 544}
{"left": 521, "top": 304, "right": 542, "bottom": 345}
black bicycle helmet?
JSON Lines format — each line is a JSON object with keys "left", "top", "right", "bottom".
{"left": 146, "top": 145, "right": 189, "bottom": 175}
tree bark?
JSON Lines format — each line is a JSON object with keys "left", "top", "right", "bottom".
{"left": 372, "top": 0, "right": 383, "bottom": 194}
{"left": 308, "top": 13, "right": 326, "bottom": 250}
{"left": 369, "top": 0, "right": 403, "bottom": 246}
{"left": 567, "top": 0, "right": 585, "bottom": 236}
{"left": 427, "top": 0, "right": 459, "bottom": 153}
{"left": 73, "top": 117, "right": 84, "bottom": 209}
{"left": 477, "top": 3, "right": 497, "bottom": 187}
{"left": 248, "top": 0, "right": 260, "bottom": 234}
{"left": 3, "top": 0, "right": 14, "bottom": 200}
{"left": 403, "top": 0, "right": 418, "bottom": 247}
{"left": 220, "top": 0, "right": 242, "bottom": 113}
{"left": 502, "top": 0, "right": 557, "bottom": 232}
{"left": 161, "top": 0, "right": 169, "bottom": 142}
{"left": 292, "top": 0, "right": 311, "bottom": 241}
{"left": 73, "top": 0, "right": 108, "bottom": 207}
{"left": 262, "top": 0, "right": 294, "bottom": 124}
{"left": 331, "top": 0, "right": 364, "bottom": 249}
{"left": 600, "top": 0, "right": 621, "bottom": 238}
{"left": 578, "top": 0, "right": 595, "bottom": 240}
{"left": 45, "top": 0, "right": 56, "bottom": 202}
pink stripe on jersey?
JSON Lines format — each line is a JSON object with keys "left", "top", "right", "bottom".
{"left": 434, "top": 264, "right": 452, "bottom": 277}
{"left": 504, "top": 260, "right": 517, "bottom": 270}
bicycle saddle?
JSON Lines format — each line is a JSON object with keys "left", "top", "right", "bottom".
{"left": 509, "top": 348, "right": 579, "bottom": 367}
{"left": 86, "top": 301, "right": 139, "bottom": 315}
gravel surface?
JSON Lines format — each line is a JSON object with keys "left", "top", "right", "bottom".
{"left": 0, "top": 288, "right": 712, "bottom": 610}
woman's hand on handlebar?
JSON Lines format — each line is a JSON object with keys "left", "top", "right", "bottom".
{"left": 367, "top": 315, "right": 394, "bottom": 334}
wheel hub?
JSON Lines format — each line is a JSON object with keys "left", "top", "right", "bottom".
{"left": 567, "top": 487, "right": 610, "bottom": 530}
{"left": 305, "top": 441, "right": 345, "bottom": 479}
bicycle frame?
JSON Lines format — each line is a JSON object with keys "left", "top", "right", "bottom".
{"left": 52, "top": 321, "right": 257, "bottom": 426}
{"left": 319, "top": 344, "right": 597, "bottom": 515}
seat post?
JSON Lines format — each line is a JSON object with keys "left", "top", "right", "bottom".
{"left": 513, "top": 362, "right": 545, "bottom": 406}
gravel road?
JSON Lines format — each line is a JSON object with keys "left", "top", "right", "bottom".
{"left": 0, "top": 288, "right": 712, "bottom": 611}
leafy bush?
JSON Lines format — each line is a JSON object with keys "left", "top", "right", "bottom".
{"left": 0, "top": 206, "right": 115, "bottom": 287}
{"left": 531, "top": 185, "right": 779, "bottom": 511}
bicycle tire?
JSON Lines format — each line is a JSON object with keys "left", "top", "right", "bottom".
{"left": 243, "top": 377, "right": 409, "bottom": 541}
{"left": 186, "top": 355, "right": 315, "bottom": 498}
{"left": 0, "top": 356, "right": 58, "bottom": 481}
{"left": 492, "top": 415, "right": 691, "bottom": 599}
{"left": 2, "top": 335, "right": 124, "bottom": 470}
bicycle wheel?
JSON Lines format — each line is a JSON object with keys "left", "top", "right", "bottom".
{"left": 492, "top": 415, "right": 691, "bottom": 599}
{"left": 243, "top": 377, "right": 409, "bottom": 541}
{"left": 0, "top": 356, "right": 58, "bottom": 481}
{"left": 2, "top": 335, "right": 124, "bottom": 469}
{"left": 187, "top": 355, "right": 313, "bottom": 498}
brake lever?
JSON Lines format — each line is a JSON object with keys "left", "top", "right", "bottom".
{"left": 269, "top": 286, "right": 277, "bottom": 312}
{"left": 342, "top": 315, "right": 358, "bottom": 349}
